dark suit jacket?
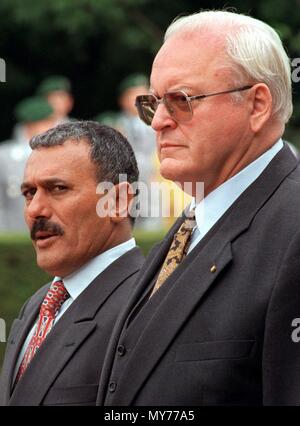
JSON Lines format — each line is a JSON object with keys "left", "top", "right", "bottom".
{"left": 0, "top": 247, "right": 144, "bottom": 406}
{"left": 98, "top": 145, "right": 300, "bottom": 406}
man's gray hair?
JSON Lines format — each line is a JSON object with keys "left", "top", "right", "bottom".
{"left": 30, "top": 120, "right": 139, "bottom": 186}
{"left": 164, "top": 10, "right": 292, "bottom": 123}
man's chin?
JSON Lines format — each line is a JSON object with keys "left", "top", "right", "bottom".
{"left": 160, "top": 159, "right": 183, "bottom": 182}
{"left": 35, "top": 244, "right": 64, "bottom": 276}
{"left": 36, "top": 257, "right": 64, "bottom": 277}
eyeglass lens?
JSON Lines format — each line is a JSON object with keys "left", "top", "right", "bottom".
{"left": 136, "top": 96, "right": 156, "bottom": 125}
{"left": 136, "top": 92, "right": 192, "bottom": 125}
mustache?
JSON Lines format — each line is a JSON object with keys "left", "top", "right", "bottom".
{"left": 30, "top": 218, "right": 64, "bottom": 240}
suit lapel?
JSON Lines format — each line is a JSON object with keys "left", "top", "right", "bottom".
{"left": 0, "top": 288, "right": 46, "bottom": 405}
{"left": 97, "top": 222, "right": 185, "bottom": 404}
{"left": 104, "top": 144, "right": 298, "bottom": 405}
{"left": 122, "top": 216, "right": 186, "bottom": 316}
{"left": 9, "top": 320, "right": 97, "bottom": 405}
{"left": 109, "top": 240, "right": 233, "bottom": 405}
{"left": 8, "top": 247, "right": 144, "bottom": 405}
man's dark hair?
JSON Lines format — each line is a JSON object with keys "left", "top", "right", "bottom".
{"left": 30, "top": 120, "right": 139, "bottom": 223}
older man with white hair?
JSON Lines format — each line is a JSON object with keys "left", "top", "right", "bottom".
{"left": 98, "top": 10, "right": 300, "bottom": 406}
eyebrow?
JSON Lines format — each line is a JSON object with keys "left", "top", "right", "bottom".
{"left": 150, "top": 85, "right": 196, "bottom": 96}
{"left": 20, "top": 177, "right": 69, "bottom": 192}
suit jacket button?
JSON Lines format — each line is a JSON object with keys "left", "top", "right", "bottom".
{"left": 210, "top": 264, "right": 217, "bottom": 273}
{"left": 108, "top": 381, "right": 117, "bottom": 393}
{"left": 117, "top": 345, "right": 126, "bottom": 356}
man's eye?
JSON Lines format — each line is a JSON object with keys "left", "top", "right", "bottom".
{"left": 174, "top": 94, "right": 188, "bottom": 103}
{"left": 52, "top": 185, "right": 67, "bottom": 192}
{"left": 22, "top": 189, "right": 36, "bottom": 199}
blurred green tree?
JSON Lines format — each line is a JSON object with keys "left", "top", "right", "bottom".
{"left": 0, "top": 0, "right": 299, "bottom": 143}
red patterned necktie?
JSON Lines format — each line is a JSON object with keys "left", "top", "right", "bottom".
{"left": 150, "top": 210, "right": 196, "bottom": 297}
{"left": 15, "top": 280, "right": 69, "bottom": 383}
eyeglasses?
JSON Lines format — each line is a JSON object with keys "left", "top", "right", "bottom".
{"left": 135, "top": 85, "right": 253, "bottom": 125}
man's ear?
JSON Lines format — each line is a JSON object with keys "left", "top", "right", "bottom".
{"left": 249, "top": 83, "right": 273, "bottom": 133}
{"left": 111, "top": 182, "right": 135, "bottom": 223}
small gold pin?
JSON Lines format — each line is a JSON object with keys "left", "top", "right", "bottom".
{"left": 210, "top": 265, "right": 217, "bottom": 273}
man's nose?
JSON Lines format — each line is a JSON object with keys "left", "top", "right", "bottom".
{"left": 25, "top": 191, "right": 51, "bottom": 220}
{"left": 151, "top": 101, "right": 177, "bottom": 132}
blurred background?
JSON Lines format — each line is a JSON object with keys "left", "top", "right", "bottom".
{"left": 1, "top": 0, "right": 300, "bottom": 367}
{"left": 1, "top": 0, "right": 300, "bottom": 142}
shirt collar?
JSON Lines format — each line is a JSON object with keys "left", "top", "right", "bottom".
{"left": 192, "top": 139, "right": 283, "bottom": 238}
{"left": 53, "top": 238, "right": 136, "bottom": 301}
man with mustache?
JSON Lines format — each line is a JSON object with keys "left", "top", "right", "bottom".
{"left": 0, "top": 120, "right": 144, "bottom": 405}
{"left": 98, "top": 11, "right": 300, "bottom": 405}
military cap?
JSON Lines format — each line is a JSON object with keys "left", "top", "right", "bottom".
{"left": 94, "top": 111, "right": 120, "bottom": 127}
{"left": 14, "top": 96, "right": 54, "bottom": 122}
{"left": 36, "top": 75, "right": 71, "bottom": 95}
{"left": 118, "top": 73, "right": 149, "bottom": 95}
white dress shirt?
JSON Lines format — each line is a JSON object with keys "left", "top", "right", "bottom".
{"left": 188, "top": 139, "right": 284, "bottom": 253}
{"left": 13, "top": 238, "right": 136, "bottom": 381}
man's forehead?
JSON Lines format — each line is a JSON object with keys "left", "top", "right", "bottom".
{"left": 24, "top": 141, "right": 93, "bottom": 180}
{"left": 23, "top": 160, "right": 72, "bottom": 185}
{"left": 151, "top": 33, "right": 231, "bottom": 90}
{"left": 25, "top": 158, "right": 67, "bottom": 177}
{"left": 28, "top": 141, "right": 89, "bottom": 162}
{"left": 155, "top": 31, "right": 225, "bottom": 60}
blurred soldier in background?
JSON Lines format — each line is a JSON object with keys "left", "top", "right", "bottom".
{"left": 0, "top": 96, "right": 54, "bottom": 233}
{"left": 116, "top": 73, "right": 159, "bottom": 230}
{"left": 36, "top": 75, "right": 74, "bottom": 125}
{"left": 12, "top": 76, "right": 73, "bottom": 147}
{"left": 94, "top": 111, "right": 120, "bottom": 129}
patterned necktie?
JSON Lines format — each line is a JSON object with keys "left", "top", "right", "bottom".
{"left": 150, "top": 210, "right": 196, "bottom": 297}
{"left": 15, "top": 280, "right": 69, "bottom": 382}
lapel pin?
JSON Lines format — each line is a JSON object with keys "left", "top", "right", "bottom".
{"left": 210, "top": 265, "right": 217, "bottom": 273}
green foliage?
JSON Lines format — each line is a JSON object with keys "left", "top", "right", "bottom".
{"left": 0, "top": 235, "right": 49, "bottom": 369}
{"left": 1, "top": 0, "right": 298, "bottom": 143}
{"left": 0, "top": 230, "right": 164, "bottom": 369}
{"left": 0, "top": 235, "right": 49, "bottom": 321}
